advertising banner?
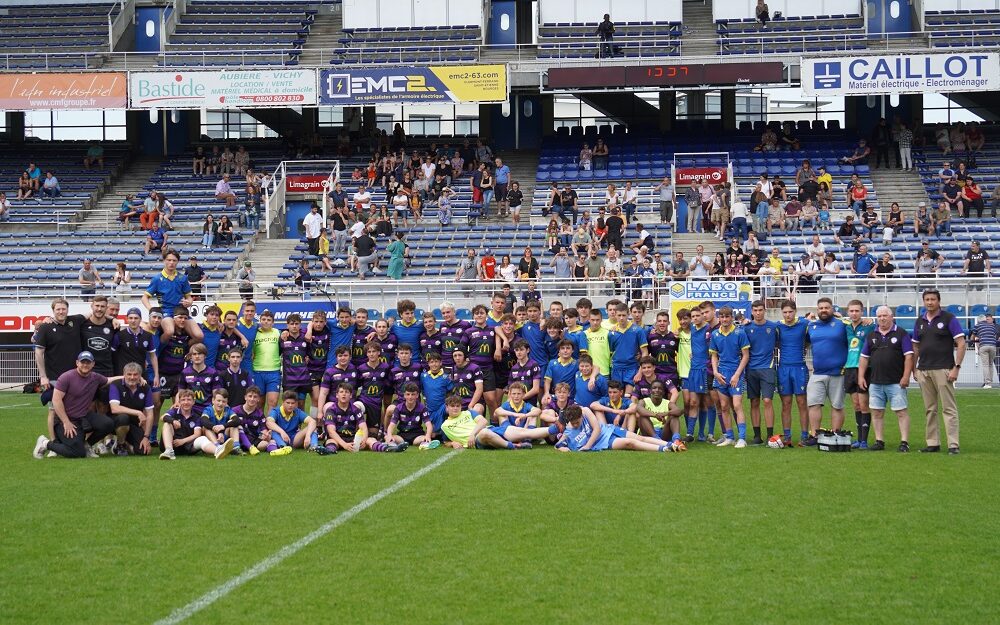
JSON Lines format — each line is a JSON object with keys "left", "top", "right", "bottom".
{"left": 319, "top": 65, "right": 508, "bottom": 105}
{"left": 129, "top": 70, "right": 317, "bottom": 109}
{"left": 675, "top": 167, "right": 728, "bottom": 186}
{"left": 801, "top": 53, "right": 1000, "bottom": 96}
{"left": 0, "top": 73, "right": 127, "bottom": 110}
{"left": 285, "top": 175, "right": 330, "bottom": 193}
{"left": 667, "top": 280, "right": 754, "bottom": 332}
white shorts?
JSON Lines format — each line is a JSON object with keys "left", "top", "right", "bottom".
{"left": 806, "top": 374, "right": 846, "bottom": 410}
{"left": 511, "top": 205, "right": 521, "bottom": 215}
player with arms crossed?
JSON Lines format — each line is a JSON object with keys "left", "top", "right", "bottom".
{"left": 709, "top": 307, "right": 751, "bottom": 448}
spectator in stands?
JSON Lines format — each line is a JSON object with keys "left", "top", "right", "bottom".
{"left": 480, "top": 165, "right": 495, "bottom": 217}
{"left": 206, "top": 146, "right": 221, "bottom": 176}
{"left": 730, "top": 195, "right": 749, "bottom": 241}
{"left": 622, "top": 180, "right": 638, "bottom": 225}
{"left": 798, "top": 176, "right": 819, "bottom": 205}
{"left": 765, "top": 197, "right": 783, "bottom": 236}
{"left": 971, "top": 312, "right": 998, "bottom": 389}
{"left": 870, "top": 253, "right": 896, "bottom": 279}
{"left": 861, "top": 204, "right": 881, "bottom": 240}
{"left": 605, "top": 208, "right": 625, "bottom": 252}
{"left": 815, "top": 180, "right": 832, "bottom": 210}
{"left": 942, "top": 178, "right": 964, "bottom": 218}
{"left": 507, "top": 181, "right": 524, "bottom": 225}
{"left": 579, "top": 143, "right": 593, "bottom": 171}
{"left": 683, "top": 182, "right": 700, "bottom": 233}
{"left": 572, "top": 222, "right": 594, "bottom": 257}
{"left": 451, "top": 150, "right": 464, "bottom": 177}
{"left": 935, "top": 126, "right": 951, "bottom": 155}
{"left": 963, "top": 177, "right": 986, "bottom": 218}
{"left": 852, "top": 244, "right": 877, "bottom": 275}
{"left": 937, "top": 161, "right": 955, "bottom": 196}
{"left": 478, "top": 248, "right": 497, "bottom": 281}
{"left": 499, "top": 254, "right": 519, "bottom": 283}
{"left": 245, "top": 195, "right": 260, "bottom": 232}
{"left": 630, "top": 222, "right": 655, "bottom": 253}
{"left": 799, "top": 200, "right": 818, "bottom": 230}
{"left": 303, "top": 204, "right": 324, "bottom": 256}
{"left": 438, "top": 187, "right": 454, "bottom": 226}
{"left": 885, "top": 202, "right": 904, "bottom": 237}
{"left": 216, "top": 216, "right": 235, "bottom": 247}
{"left": 697, "top": 180, "right": 715, "bottom": 232}
{"left": 201, "top": 214, "right": 216, "bottom": 249}
{"left": 839, "top": 140, "right": 870, "bottom": 166}
{"left": 793, "top": 160, "right": 815, "bottom": 188}
{"left": 711, "top": 184, "right": 730, "bottom": 240}
{"left": 143, "top": 224, "right": 167, "bottom": 257}
{"left": 950, "top": 123, "right": 968, "bottom": 163}
{"left": 792, "top": 253, "right": 820, "bottom": 295}
{"left": 494, "top": 157, "right": 512, "bottom": 217}
{"left": 755, "top": 0, "right": 769, "bottom": 28}
{"left": 915, "top": 248, "right": 939, "bottom": 279}
{"left": 192, "top": 147, "right": 206, "bottom": 177}
{"left": 216, "top": 174, "right": 237, "bottom": 208}
{"left": 962, "top": 240, "right": 991, "bottom": 285}
{"left": 688, "top": 245, "right": 712, "bottom": 281}
{"left": 584, "top": 249, "right": 603, "bottom": 281}
{"left": 237, "top": 261, "right": 254, "bottom": 299}
{"left": 550, "top": 246, "right": 573, "bottom": 280}
{"left": 546, "top": 217, "right": 560, "bottom": 251}
{"left": 234, "top": 146, "right": 250, "bottom": 177}
{"left": 593, "top": 139, "right": 609, "bottom": 171}
{"left": 560, "top": 183, "right": 579, "bottom": 224}
{"left": 934, "top": 201, "right": 952, "bottom": 237}
{"left": 0, "top": 192, "right": 9, "bottom": 222}
{"left": 41, "top": 171, "right": 60, "bottom": 198}
{"left": 755, "top": 126, "right": 778, "bottom": 152}
{"left": 117, "top": 194, "right": 138, "bottom": 229}
{"left": 112, "top": 262, "right": 131, "bottom": 294}
{"left": 518, "top": 247, "right": 539, "bottom": 280}
{"left": 780, "top": 122, "right": 800, "bottom": 151}
{"left": 849, "top": 180, "right": 868, "bottom": 216}
{"left": 156, "top": 192, "right": 174, "bottom": 230}
{"left": 898, "top": 122, "right": 914, "bottom": 170}
{"left": 140, "top": 191, "right": 159, "bottom": 230}
{"left": 596, "top": 13, "right": 616, "bottom": 57}
{"left": 602, "top": 246, "right": 624, "bottom": 279}
{"left": 955, "top": 161, "right": 970, "bottom": 186}
{"left": 871, "top": 118, "right": 892, "bottom": 169}
{"left": 293, "top": 259, "right": 312, "bottom": 292}
{"left": 966, "top": 122, "right": 985, "bottom": 161}
{"left": 653, "top": 177, "right": 675, "bottom": 226}
{"left": 220, "top": 146, "right": 234, "bottom": 176}
{"left": 78, "top": 259, "right": 104, "bottom": 300}
{"left": 27, "top": 162, "right": 41, "bottom": 191}
{"left": 354, "top": 227, "right": 378, "bottom": 279}
{"left": 820, "top": 252, "right": 840, "bottom": 277}
{"left": 475, "top": 140, "right": 493, "bottom": 167}
{"left": 835, "top": 214, "right": 863, "bottom": 249}
{"left": 783, "top": 197, "right": 802, "bottom": 231}
{"left": 185, "top": 257, "right": 206, "bottom": 300}
{"left": 84, "top": 144, "right": 104, "bottom": 170}
{"left": 915, "top": 202, "right": 932, "bottom": 236}
{"left": 16, "top": 171, "right": 33, "bottom": 200}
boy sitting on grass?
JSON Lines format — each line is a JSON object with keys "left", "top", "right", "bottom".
{"left": 200, "top": 388, "right": 241, "bottom": 450}
{"left": 322, "top": 382, "right": 405, "bottom": 453}
{"left": 159, "top": 389, "right": 235, "bottom": 460}
{"left": 232, "top": 385, "right": 270, "bottom": 456}
{"left": 266, "top": 390, "right": 319, "bottom": 456}
{"left": 384, "top": 382, "right": 437, "bottom": 450}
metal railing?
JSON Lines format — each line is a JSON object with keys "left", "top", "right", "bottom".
{"left": 107, "top": 0, "right": 134, "bottom": 53}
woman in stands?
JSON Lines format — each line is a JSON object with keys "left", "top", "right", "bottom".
{"left": 755, "top": 0, "right": 769, "bottom": 28}
{"left": 546, "top": 181, "right": 562, "bottom": 218}
{"left": 16, "top": 171, "right": 33, "bottom": 200}
{"left": 202, "top": 215, "right": 216, "bottom": 249}
{"left": 216, "top": 215, "right": 234, "bottom": 247}
{"left": 207, "top": 146, "right": 221, "bottom": 176}
{"left": 605, "top": 183, "right": 621, "bottom": 215}
{"left": 579, "top": 143, "right": 593, "bottom": 171}
{"left": 480, "top": 165, "right": 495, "bottom": 216}
{"left": 192, "top": 146, "right": 206, "bottom": 177}
{"left": 821, "top": 252, "right": 841, "bottom": 278}
{"left": 711, "top": 253, "right": 726, "bottom": 279}
{"left": 112, "top": 262, "right": 132, "bottom": 294}
{"left": 518, "top": 248, "right": 539, "bottom": 280}
{"left": 726, "top": 253, "right": 743, "bottom": 278}
{"left": 545, "top": 218, "right": 559, "bottom": 253}
{"left": 915, "top": 203, "right": 933, "bottom": 236}
{"left": 966, "top": 122, "right": 985, "bottom": 159}
{"left": 234, "top": 146, "right": 250, "bottom": 177}
{"left": 498, "top": 255, "right": 517, "bottom": 284}
{"left": 156, "top": 193, "right": 174, "bottom": 230}
{"left": 220, "top": 146, "right": 235, "bottom": 176}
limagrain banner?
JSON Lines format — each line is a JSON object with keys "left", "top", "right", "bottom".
{"left": 129, "top": 69, "right": 317, "bottom": 109}
{"left": 319, "top": 65, "right": 508, "bottom": 105}
{"left": 0, "top": 73, "right": 127, "bottom": 110}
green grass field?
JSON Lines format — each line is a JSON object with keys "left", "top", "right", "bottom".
{"left": 2, "top": 390, "right": 997, "bottom": 625}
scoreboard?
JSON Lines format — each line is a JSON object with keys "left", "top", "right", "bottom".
{"left": 546, "top": 62, "right": 785, "bottom": 90}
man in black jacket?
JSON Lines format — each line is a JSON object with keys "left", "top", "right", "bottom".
{"left": 596, "top": 14, "right": 615, "bottom": 58}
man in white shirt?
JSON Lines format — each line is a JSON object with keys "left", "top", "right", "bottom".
{"left": 730, "top": 197, "right": 749, "bottom": 241}
{"left": 793, "top": 253, "right": 820, "bottom": 293}
{"left": 353, "top": 185, "right": 372, "bottom": 213}
{"left": 653, "top": 177, "right": 675, "bottom": 225}
{"left": 629, "top": 222, "right": 654, "bottom": 253}
{"left": 302, "top": 204, "right": 324, "bottom": 257}
{"left": 689, "top": 244, "right": 712, "bottom": 279}
{"left": 601, "top": 247, "right": 623, "bottom": 279}
{"left": 622, "top": 181, "right": 639, "bottom": 224}
{"left": 805, "top": 234, "right": 825, "bottom": 262}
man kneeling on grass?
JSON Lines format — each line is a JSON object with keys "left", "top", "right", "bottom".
{"left": 159, "top": 390, "right": 235, "bottom": 460}
{"left": 556, "top": 405, "right": 685, "bottom": 453}
{"left": 322, "top": 383, "right": 406, "bottom": 453}
{"left": 440, "top": 394, "right": 561, "bottom": 450}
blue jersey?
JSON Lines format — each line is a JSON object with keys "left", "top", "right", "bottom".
{"left": 326, "top": 322, "right": 355, "bottom": 367}
{"left": 745, "top": 320, "right": 779, "bottom": 370}
{"left": 574, "top": 371, "right": 608, "bottom": 408}
{"left": 518, "top": 321, "right": 549, "bottom": 369}
{"left": 144, "top": 270, "right": 191, "bottom": 312}
{"left": 709, "top": 326, "right": 750, "bottom": 373}
{"left": 609, "top": 322, "right": 648, "bottom": 368}
{"left": 268, "top": 406, "right": 309, "bottom": 436}
{"left": 689, "top": 322, "right": 713, "bottom": 369}
{"left": 200, "top": 323, "right": 222, "bottom": 366}
{"left": 544, "top": 357, "right": 578, "bottom": 395}
{"left": 807, "top": 317, "right": 849, "bottom": 375}
{"left": 238, "top": 319, "right": 258, "bottom": 371}
{"left": 558, "top": 418, "right": 598, "bottom": 451}
{"left": 392, "top": 319, "right": 424, "bottom": 361}
{"left": 201, "top": 405, "right": 236, "bottom": 429}
{"left": 777, "top": 317, "right": 810, "bottom": 367}
{"left": 420, "top": 369, "right": 453, "bottom": 413}
{"left": 498, "top": 400, "right": 535, "bottom": 426}
{"left": 564, "top": 328, "right": 587, "bottom": 358}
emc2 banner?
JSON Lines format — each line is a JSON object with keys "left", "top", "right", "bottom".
{"left": 319, "top": 65, "right": 508, "bottom": 105}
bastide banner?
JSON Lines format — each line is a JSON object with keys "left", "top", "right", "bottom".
{"left": 129, "top": 69, "right": 317, "bottom": 109}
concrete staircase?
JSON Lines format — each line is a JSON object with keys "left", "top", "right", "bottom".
{"left": 869, "top": 166, "right": 930, "bottom": 217}
{"left": 681, "top": 0, "right": 719, "bottom": 57}
{"left": 297, "top": 2, "right": 342, "bottom": 66}
{"left": 242, "top": 237, "right": 301, "bottom": 292}
{"left": 492, "top": 149, "right": 541, "bottom": 224}
{"left": 76, "top": 157, "right": 162, "bottom": 231}
{"left": 670, "top": 232, "right": 725, "bottom": 263}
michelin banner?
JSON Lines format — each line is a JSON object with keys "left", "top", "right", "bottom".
{"left": 801, "top": 53, "right": 1000, "bottom": 97}
{"left": 129, "top": 70, "right": 317, "bottom": 109}
{"left": 319, "top": 65, "right": 508, "bottom": 105}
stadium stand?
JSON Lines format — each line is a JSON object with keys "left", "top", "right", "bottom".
{"left": 332, "top": 25, "right": 481, "bottom": 66}
{"left": 537, "top": 21, "right": 681, "bottom": 60}
{"left": 926, "top": 8, "right": 1000, "bottom": 48}
{"left": 0, "top": 2, "right": 119, "bottom": 69}
{"left": 917, "top": 123, "right": 996, "bottom": 208}
{"left": 715, "top": 13, "right": 866, "bottom": 56}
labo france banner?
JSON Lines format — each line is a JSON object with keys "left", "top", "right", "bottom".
{"left": 675, "top": 167, "right": 727, "bottom": 186}
{"left": 667, "top": 280, "right": 754, "bottom": 332}
{"left": 319, "top": 65, "right": 508, "bottom": 105}
{"left": 129, "top": 70, "right": 317, "bottom": 109}
{"left": 801, "top": 53, "right": 1000, "bottom": 97}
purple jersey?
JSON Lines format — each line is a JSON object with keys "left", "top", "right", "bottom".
{"left": 308, "top": 325, "right": 331, "bottom": 375}
{"left": 356, "top": 361, "right": 391, "bottom": 407}
{"left": 390, "top": 400, "right": 431, "bottom": 432}
{"left": 280, "top": 332, "right": 312, "bottom": 388}
{"left": 546, "top": 398, "right": 576, "bottom": 422}
{"left": 632, "top": 374, "right": 678, "bottom": 402}
{"left": 450, "top": 362, "right": 483, "bottom": 408}
{"left": 321, "top": 364, "right": 358, "bottom": 395}
{"left": 163, "top": 407, "right": 200, "bottom": 439}
{"left": 177, "top": 365, "right": 220, "bottom": 413}
{"left": 647, "top": 331, "right": 680, "bottom": 378}
{"left": 508, "top": 358, "right": 542, "bottom": 388}
{"left": 233, "top": 405, "right": 267, "bottom": 441}
{"left": 418, "top": 329, "right": 445, "bottom": 360}
{"left": 351, "top": 324, "right": 371, "bottom": 365}
{"left": 323, "top": 401, "right": 365, "bottom": 439}
{"left": 159, "top": 330, "right": 190, "bottom": 376}
{"left": 440, "top": 320, "right": 471, "bottom": 367}
{"left": 464, "top": 324, "right": 496, "bottom": 367}
{"left": 389, "top": 362, "right": 422, "bottom": 397}
{"left": 371, "top": 333, "right": 398, "bottom": 366}
{"left": 215, "top": 330, "right": 243, "bottom": 370}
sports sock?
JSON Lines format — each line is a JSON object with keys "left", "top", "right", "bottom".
{"left": 547, "top": 424, "right": 560, "bottom": 436}
{"left": 239, "top": 432, "right": 252, "bottom": 450}
{"left": 325, "top": 443, "right": 338, "bottom": 452}
{"left": 706, "top": 407, "right": 717, "bottom": 435}
{"left": 310, "top": 432, "right": 319, "bottom": 448}
{"left": 506, "top": 441, "right": 515, "bottom": 449}
{"left": 371, "top": 441, "right": 388, "bottom": 452}
{"left": 672, "top": 432, "right": 681, "bottom": 442}
{"left": 725, "top": 428, "right": 734, "bottom": 440}
{"left": 783, "top": 428, "right": 792, "bottom": 438}
{"left": 766, "top": 426, "right": 774, "bottom": 437}
{"left": 737, "top": 423, "right": 747, "bottom": 440}
{"left": 266, "top": 442, "right": 278, "bottom": 452}
{"left": 753, "top": 426, "right": 761, "bottom": 439}
{"left": 697, "top": 410, "right": 707, "bottom": 436}
{"left": 854, "top": 409, "right": 863, "bottom": 430}
{"left": 859, "top": 412, "right": 871, "bottom": 443}
{"left": 686, "top": 416, "right": 696, "bottom": 436}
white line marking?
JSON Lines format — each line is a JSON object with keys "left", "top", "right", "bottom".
{"left": 153, "top": 450, "right": 459, "bottom": 625}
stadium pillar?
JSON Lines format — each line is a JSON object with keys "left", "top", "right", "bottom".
{"left": 540, "top": 94, "right": 555, "bottom": 137}
{"left": 721, "top": 90, "right": 737, "bottom": 131}
{"left": 846, "top": 94, "right": 921, "bottom": 137}
{"left": 5, "top": 112, "right": 25, "bottom": 145}
{"left": 685, "top": 91, "right": 706, "bottom": 120}
{"left": 658, "top": 92, "right": 676, "bottom": 132}
{"left": 127, "top": 109, "right": 198, "bottom": 157}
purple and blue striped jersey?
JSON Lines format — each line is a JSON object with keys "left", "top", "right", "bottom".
{"left": 280, "top": 332, "right": 312, "bottom": 387}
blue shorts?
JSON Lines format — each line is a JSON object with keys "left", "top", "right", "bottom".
{"left": 593, "top": 423, "right": 628, "bottom": 451}
{"left": 253, "top": 371, "right": 281, "bottom": 394}
{"left": 746, "top": 368, "right": 776, "bottom": 399}
{"left": 714, "top": 371, "right": 746, "bottom": 397}
{"left": 777, "top": 364, "right": 809, "bottom": 396}
{"left": 683, "top": 368, "right": 708, "bottom": 394}
{"left": 474, "top": 423, "right": 511, "bottom": 449}
{"left": 610, "top": 364, "right": 638, "bottom": 385}
{"left": 868, "top": 383, "right": 908, "bottom": 411}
